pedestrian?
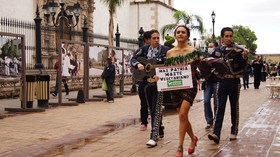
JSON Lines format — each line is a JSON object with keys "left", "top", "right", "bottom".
{"left": 4, "top": 56, "right": 11, "bottom": 76}
{"left": 101, "top": 57, "right": 116, "bottom": 103}
{"left": 252, "top": 56, "right": 262, "bottom": 89}
{"left": 208, "top": 27, "right": 249, "bottom": 144}
{"left": 261, "top": 61, "right": 268, "bottom": 81}
{"left": 135, "top": 30, "right": 151, "bottom": 131}
{"left": 13, "top": 57, "right": 19, "bottom": 75}
{"left": 52, "top": 59, "right": 70, "bottom": 97}
{"left": 277, "top": 62, "right": 280, "bottom": 76}
{"left": 203, "top": 41, "right": 218, "bottom": 130}
{"left": 52, "top": 50, "right": 74, "bottom": 97}
{"left": 130, "top": 29, "right": 169, "bottom": 147}
{"left": 243, "top": 61, "right": 252, "bottom": 89}
{"left": 161, "top": 25, "right": 200, "bottom": 156}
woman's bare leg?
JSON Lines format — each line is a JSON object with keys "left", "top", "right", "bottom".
{"left": 176, "top": 100, "right": 196, "bottom": 156}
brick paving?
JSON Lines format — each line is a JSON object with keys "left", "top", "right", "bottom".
{"left": 0, "top": 81, "right": 279, "bottom": 157}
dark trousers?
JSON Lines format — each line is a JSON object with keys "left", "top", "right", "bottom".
{"left": 138, "top": 81, "right": 149, "bottom": 125}
{"left": 254, "top": 72, "right": 261, "bottom": 88}
{"left": 54, "top": 76, "right": 69, "bottom": 95}
{"left": 143, "top": 82, "right": 163, "bottom": 141}
{"left": 105, "top": 82, "right": 114, "bottom": 101}
{"left": 243, "top": 74, "right": 249, "bottom": 89}
{"left": 213, "top": 78, "right": 240, "bottom": 137}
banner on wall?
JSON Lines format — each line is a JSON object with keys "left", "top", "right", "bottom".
{"left": 60, "top": 42, "right": 85, "bottom": 77}
{"left": 0, "top": 37, "right": 22, "bottom": 76}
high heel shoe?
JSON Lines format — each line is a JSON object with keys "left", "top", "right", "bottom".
{"left": 175, "top": 145, "right": 183, "bottom": 157}
{"left": 187, "top": 136, "right": 198, "bottom": 154}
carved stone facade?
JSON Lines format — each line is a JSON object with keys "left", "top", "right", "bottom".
{"left": 35, "top": 0, "right": 95, "bottom": 68}
{"left": 39, "top": 0, "right": 94, "bottom": 54}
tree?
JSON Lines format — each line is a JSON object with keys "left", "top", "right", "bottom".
{"left": 232, "top": 25, "right": 257, "bottom": 54}
{"left": 0, "top": 40, "right": 18, "bottom": 58}
{"left": 100, "top": 0, "right": 150, "bottom": 54}
{"left": 160, "top": 10, "right": 204, "bottom": 39}
{"left": 100, "top": 0, "right": 124, "bottom": 49}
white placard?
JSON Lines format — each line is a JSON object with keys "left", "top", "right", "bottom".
{"left": 156, "top": 65, "right": 193, "bottom": 91}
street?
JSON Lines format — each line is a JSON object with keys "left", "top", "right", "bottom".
{"left": 0, "top": 80, "right": 279, "bottom": 157}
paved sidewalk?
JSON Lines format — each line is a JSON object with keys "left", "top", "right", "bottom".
{"left": 0, "top": 82, "right": 279, "bottom": 157}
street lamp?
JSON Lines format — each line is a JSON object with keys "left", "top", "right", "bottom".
{"left": 42, "top": 0, "right": 82, "bottom": 105}
{"left": 42, "top": 0, "right": 82, "bottom": 39}
{"left": 211, "top": 11, "right": 216, "bottom": 41}
{"left": 193, "top": 38, "right": 197, "bottom": 48}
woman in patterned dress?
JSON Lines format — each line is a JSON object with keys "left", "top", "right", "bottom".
{"left": 163, "top": 25, "right": 200, "bottom": 156}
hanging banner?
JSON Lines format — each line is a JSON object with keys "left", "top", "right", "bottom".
{"left": 156, "top": 65, "right": 193, "bottom": 91}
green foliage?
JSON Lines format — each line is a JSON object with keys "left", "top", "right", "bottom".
{"left": 164, "top": 50, "right": 203, "bottom": 65}
{"left": 0, "top": 39, "right": 19, "bottom": 58}
{"left": 164, "top": 34, "right": 175, "bottom": 48}
{"left": 160, "top": 10, "right": 204, "bottom": 39}
{"left": 232, "top": 25, "right": 257, "bottom": 54}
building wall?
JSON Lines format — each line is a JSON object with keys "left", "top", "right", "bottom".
{"left": 0, "top": 0, "right": 176, "bottom": 48}
{"left": 260, "top": 54, "right": 280, "bottom": 64}
{"left": 94, "top": 0, "right": 176, "bottom": 45}
{"left": 0, "top": 0, "right": 35, "bottom": 22}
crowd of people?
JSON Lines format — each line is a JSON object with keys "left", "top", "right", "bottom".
{"left": 1, "top": 56, "right": 21, "bottom": 76}
{"left": 49, "top": 25, "right": 279, "bottom": 157}
{"left": 129, "top": 26, "right": 251, "bottom": 157}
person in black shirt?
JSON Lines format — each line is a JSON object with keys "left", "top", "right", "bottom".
{"left": 252, "top": 56, "right": 263, "bottom": 89}
{"left": 101, "top": 57, "right": 116, "bottom": 103}
{"left": 131, "top": 29, "right": 169, "bottom": 147}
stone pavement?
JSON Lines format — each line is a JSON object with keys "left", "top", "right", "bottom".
{"left": 0, "top": 81, "right": 279, "bottom": 157}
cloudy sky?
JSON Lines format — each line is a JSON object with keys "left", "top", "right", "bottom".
{"left": 174, "top": 0, "right": 280, "bottom": 54}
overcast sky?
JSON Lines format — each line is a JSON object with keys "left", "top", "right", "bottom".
{"left": 174, "top": 0, "right": 280, "bottom": 54}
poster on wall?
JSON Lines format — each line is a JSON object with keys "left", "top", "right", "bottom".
{"left": 89, "top": 45, "right": 107, "bottom": 76}
{"left": 0, "top": 37, "right": 22, "bottom": 77}
{"left": 89, "top": 45, "right": 135, "bottom": 76}
{"left": 60, "top": 42, "right": 85, "bottom": 77}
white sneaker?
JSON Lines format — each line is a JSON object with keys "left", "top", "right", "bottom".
{"left": 146, "top": 139, "right": 157, "bottom": 147}
{"left": 52, "top": 93, "right": 57, "bottom": 97}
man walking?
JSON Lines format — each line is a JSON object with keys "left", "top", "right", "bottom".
{"left": 131, "top": 29, "right": 169, "bottom": 147}
{"left": 208, "top": 27, "right": 249, "bottom": 143}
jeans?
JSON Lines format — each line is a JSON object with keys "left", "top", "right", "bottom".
{"left": 243, "top": 74, "right": 249, "bottom": 89}
{"left": 54, "top": 76, "right": 69, "bottom": 95}
{"left": 213, "top": 78, "right": 240, "bottom": 137}
{"left": 203, "top": 81, "right": 217, "bottom": 125}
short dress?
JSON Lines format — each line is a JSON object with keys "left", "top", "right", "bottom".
{"left": 164, "top": 51, "right": 201, "bottom": 107}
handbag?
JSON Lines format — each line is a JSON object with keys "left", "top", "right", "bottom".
{"left": 102, "top": 79, "right": 108, "bottom": 91}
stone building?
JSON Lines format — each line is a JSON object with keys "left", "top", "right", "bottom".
{"left": 0, "top": 0, "right": 176, "bottom": 68}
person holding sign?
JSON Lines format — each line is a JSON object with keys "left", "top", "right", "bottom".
{"left": 162, "top": 25, "right": 200, "bottom": 156}
{"left": 130, "top": 29, "right": 169, "bottom": 147}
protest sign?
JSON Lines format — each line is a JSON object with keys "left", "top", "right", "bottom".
{"left": 156, "top": 65, "right": 193, "bottom": 91}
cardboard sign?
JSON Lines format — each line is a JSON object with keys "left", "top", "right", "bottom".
{"left": 156, "top": 65, "right": 193, "bottom": 91}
